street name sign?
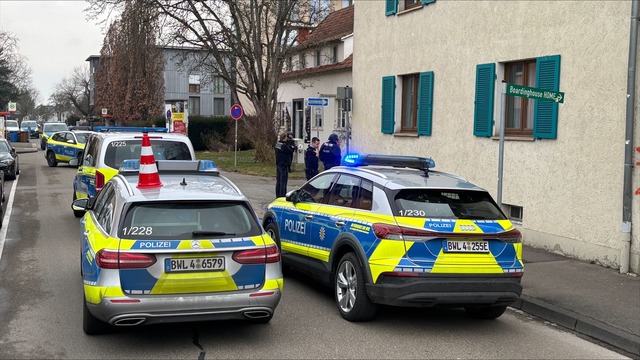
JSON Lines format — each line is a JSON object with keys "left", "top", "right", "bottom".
{"left": 506, "top": 83, "right": 564, "bottom": 103}
{"left": 307, "top": 97, "right": 329, "bottom": 107}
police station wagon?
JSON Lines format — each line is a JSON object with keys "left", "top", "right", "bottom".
{"left": 263, "top": 154, "right": 523, "bottom": 322}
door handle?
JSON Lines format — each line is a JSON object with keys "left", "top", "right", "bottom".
{"left": 304, "top": 215, "right": 313, "bottom": 220}
{"left": 335, "top": 221, "right": 345, "bottom": 227}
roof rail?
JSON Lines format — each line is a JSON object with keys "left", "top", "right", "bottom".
{"left": 119, "top": 159, "right": 219, "bottom": 176}
{"left": 342, "top": 153, "right": 436, "bottom": 177}
{"left": 94, "top": 126, "right": 169, "bottom": 133}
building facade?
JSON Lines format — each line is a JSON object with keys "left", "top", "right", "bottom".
{"left": 352, "top": 1, "right": 640, "bottom": 272}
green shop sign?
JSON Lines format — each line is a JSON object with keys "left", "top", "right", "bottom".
{"left": 506, "top": 83, "right": 564, "bottom": 103}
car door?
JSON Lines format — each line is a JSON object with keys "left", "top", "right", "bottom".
{"left": 81, "top": 183, "right": 115, "bottom": 285}
{"left": 49, "top": 133, "right": 64, "bottom": 159}
{"left": 75, "top": 135, "right": 101, "bottom": 199}
{"left": 62, "top": 132, "right": 78, "bottom": 159}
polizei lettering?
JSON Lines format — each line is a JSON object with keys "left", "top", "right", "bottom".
{"left": 284, "top": 219, "right": 306, "bottom": 235}
{"left": 139, "top": 241, "right": 172, "bottom": 248}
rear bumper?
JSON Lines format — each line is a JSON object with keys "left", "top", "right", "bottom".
{"left": 87, "top": 289, "right": 282, "bottom": 326}
{"left": 366, "top": 274, "right": 522, "bottom": 307}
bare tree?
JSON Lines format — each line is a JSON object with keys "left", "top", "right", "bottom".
{"left": 93, "top": 1, "right": 165, "bottom": 125}
{"left": 0, "top": 31, "right": 34, "bottom": 111}
{"left": 53, "top": 66, "right": 94, "bottom": 117}
{"left": 88, "top": 0, "right": 323, "bottom": 162}
{"left": 48, "top": 90, "right": 76, "bottom": 123}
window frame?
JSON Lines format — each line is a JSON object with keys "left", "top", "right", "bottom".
{"left": 213, "top": 97, "right": 225, "bottom": 116}
{"left": 504, "top": 59, "right": 536, "bottom": 137}
{"left": 401, "top": 73, "right": 419, "bottom": 133}
{"left": 404, "top": 0, "right": 421, "bottom": 10}
{"left": 189, "top": 96, "right": 201, "bottom": 116}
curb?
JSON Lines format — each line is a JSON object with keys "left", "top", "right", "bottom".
{"left": 512, "top": 296, "right": 640, "bottom": 357}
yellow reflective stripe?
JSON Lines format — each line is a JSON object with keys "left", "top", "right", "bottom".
{"left": 431, "top": 250, "right": 502, "bottom": 274}
{"left": 514, "top": 242, "right": 523, "bottom": 260}
{"left": 84, "top": 285, "right": 125, "bottom": 304}
{"left": 368, "top": 240, "right": 409, "bottom": 282}
{"left": 151, "top": 270, "right": 238, "bottom": 294}
{"left": 263, "top": 278, "right": 283, "bottom": 291}
{"left": 497, "top": 220, "right": 513, "bottom": 231}
{"left": 281, "top": 241, "right": 307, "bottom": 256}
{"left": 307, "top": 248, "right": 329, "bottom": 263}
{"left": 100, "top": 167, "right": 119, "bottom": 183}
{"left": 394, "top": 217, "right": 425, "bottom": 227}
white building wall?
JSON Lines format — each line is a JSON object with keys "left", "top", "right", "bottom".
{"left": 352, "top": 1, "right": 640, "bottom": 272}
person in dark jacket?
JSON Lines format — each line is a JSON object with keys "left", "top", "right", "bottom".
{"left": 304, "top": 137, "right": 321, "bottom": 180}
{"left": 319, "top": 133, "right": 341, "bottom": 170}
{"left": 275, "top": 132, "right": 294, "bottom": 198}
{"left": 286, "top": 132, "right": 295, "bottom": 172}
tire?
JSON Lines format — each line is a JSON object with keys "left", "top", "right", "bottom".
{"left": 15, "top": 161, "right": 19, "bottom": 175}
{"left": 75, "top": 152, "right": 83, "bottom": 167}
{"left": 73, "top": 192, "right": 85, "bottom": 218}
{"left": 335, "top": 252, "right": 377, "bottom": 322}
{"left": 264, "top": 222, "right": 281, "bottom": 251}
{"left": 40, "top": 140, "right": 46, "bottom": 151}
{"left": 465, "top": 305, "right": 507, "bottom": 320}
{"left": 83, "top": 296, "right": 110, "bottom": 335}
{"left": 46, "top": 151, "right": 58, "bottom": 167}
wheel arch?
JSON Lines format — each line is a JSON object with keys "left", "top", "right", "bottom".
{"left": 330, "top": 235, "right": 373, "bottom": 284}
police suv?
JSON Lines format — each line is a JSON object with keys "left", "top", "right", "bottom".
{"left": 263, "top": 154, "right": 523, "bottom": 321}
{"left": 72, "top": 151, "right": 282, "bottom": 334}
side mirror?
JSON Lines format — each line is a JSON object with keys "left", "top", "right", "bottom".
{"left": 286, "top": 190, "right": 299, "bottom": 204}
{"left": 72, "top": 198, "right": 89, "bottom": 212}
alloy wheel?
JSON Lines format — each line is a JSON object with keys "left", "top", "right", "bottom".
{"left": 336, "top": 259, "right": 357, "bottom": 313}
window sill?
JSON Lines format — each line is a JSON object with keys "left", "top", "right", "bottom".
{"left": 393, "top": 132, "right": 419, "bottom": 138}
{"left": 397, "top": 6, "right": 423, "bottom": 16}
{"left": 491, "top": 136, "right": 535, "bottom": 142}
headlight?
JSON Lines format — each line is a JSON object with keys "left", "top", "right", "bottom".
{"left": 0, "top": 159, "right": 13, "bottom": 165}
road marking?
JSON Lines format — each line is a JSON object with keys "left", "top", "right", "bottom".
{"left": 0, "top": 174, "right": 19, "bottom": 262}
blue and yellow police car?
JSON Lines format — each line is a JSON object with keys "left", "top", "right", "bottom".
{"left": 45, "top": 130, "right": 94, "bottom": 167}
{"left": 40, "top": 122, "right": 69, "bottom": 150}
{"left": 263, "top": 154, "right": 523, "bottom": 321}
{"left": 72, "top": 134, "right": 282, "bottom": 334}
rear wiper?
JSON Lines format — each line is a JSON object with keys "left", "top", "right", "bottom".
{"left": 192, "top": 231, "right": 236, "bottom": 237}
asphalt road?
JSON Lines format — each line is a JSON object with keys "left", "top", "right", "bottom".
{"left": 0, "top": 149, "right": 628, "bottom": 359}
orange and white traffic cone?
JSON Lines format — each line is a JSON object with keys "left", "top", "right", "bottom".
{"left": 137, "top": 132, "right": 163, "bottom": 189}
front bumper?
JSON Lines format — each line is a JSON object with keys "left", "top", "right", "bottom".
{"left": 87, "top": 289, "right": 282, "bottom": 326}
{"left": 366, "top": 274, "right": 522, "bottom": 307}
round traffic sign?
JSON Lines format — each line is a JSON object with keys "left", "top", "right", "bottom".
{"left": 230, "top": 104, "right": 243, "bottom": 120}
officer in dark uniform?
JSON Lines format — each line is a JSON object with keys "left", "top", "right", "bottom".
{"left": 304, "top": 137, "right": 320, "bottom": 180}
{"left": 275, "top": 132, "right": 294, "bottom": 198}
{"left": 319, "top": 133, "right": 341, "bottom": 170}
{"left": 286, "top": 132, "right": 295, "bottom": 172}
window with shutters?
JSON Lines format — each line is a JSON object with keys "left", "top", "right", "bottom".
{"left": 404, "top": 0, "right": 421, "bottom": 11}
{"left": 401, "top": 73, "right": 419, "bottom": 132}
{"left": 504, "top": 60, "right": 536, "bottom": 136}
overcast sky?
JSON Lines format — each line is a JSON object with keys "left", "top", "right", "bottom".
{"left": 0, "top": 0, "right": 105, "bottom": 104}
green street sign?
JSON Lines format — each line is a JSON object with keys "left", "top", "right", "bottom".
{"left": 506, "top": 83, "right": 564, "bottom": 103}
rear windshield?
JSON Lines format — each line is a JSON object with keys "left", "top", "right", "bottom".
{"left": 104, "top": 139, "right": 192, "bottom": 168}
{"left": 120, "top": 202, "right": 261, "bottom": 240}
{"left": 6, "top": 121, "right": 18, "bottom": 127}
{"left": 393, "top": 189, "right": 505, "bottom": 220}
{"left": 44, "top": 123, "right": 68, "bottom": 132}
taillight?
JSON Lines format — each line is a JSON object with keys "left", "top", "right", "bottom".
{"left": 233, "top": 245, "right": 280, "bottom": 264}
{"left": 372, "top": 223, "right": 522, "bottom": 243}
{"left": 95, "top": 171, "right": 105, "bottom": 192}
{"left": 96, "top": 250, "right": 157, "bottom": 269}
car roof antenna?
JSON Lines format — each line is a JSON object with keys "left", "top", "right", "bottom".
{"left": 180, "top": 177, "right": 187, "bottom": 186}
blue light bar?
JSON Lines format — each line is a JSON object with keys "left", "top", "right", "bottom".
{"left": 342, "top": 153, "right": 436, "bottom": 170}
{"left": 120, "top": 159, "right": 140, "bottom": 172}
{"left": 94, "top": 126, "right": 169, "bottom": 133}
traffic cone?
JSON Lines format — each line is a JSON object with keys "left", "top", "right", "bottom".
{"left": 137, "top": 132, "right": 163, "bottom": 189}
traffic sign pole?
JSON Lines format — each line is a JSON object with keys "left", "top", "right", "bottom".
{"left": 230, "top": 104, "right": 244, "bottom": 171}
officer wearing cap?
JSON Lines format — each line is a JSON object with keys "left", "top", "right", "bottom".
{"left": 319, "top": 133, "right": 341, "bottom": 170}
{"left": 275, "top": 132, "right": 295, "bottom": 198}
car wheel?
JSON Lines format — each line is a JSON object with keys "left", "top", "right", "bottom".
{"left": 83, "top": 295, "right": 110, "bottom": 335}
{"left": 465, "top": 305, "right": 507, "bottom": 320}
{"left": 73, "top": 192, "right": 85, "bottom": 218}
{"left": 264, "top": 222, "right": 281, "bottom": 251}
{"left": 40, "top": 140, "right": 46, "bottom": 150}
{"left": 76, "top": 151, "right": 83, "bottom": 168}
{"left": 335, "top": 252, "right": 377, "bottom": 322}
{"left": 15, "top": 161, "right": 19, "bottom": 175}
{"left": 0, "top": 207, "right": 3, "bottom": 229}
{"left": 46, "top": 151, "right": 58, "bottom": 167}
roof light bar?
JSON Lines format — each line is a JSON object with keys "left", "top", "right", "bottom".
{"left": 94, "top": 126, "right": 169, "bottom": 133}
{"left": 343, "top": 153, "right": 436, "bottom": 170}
{"left": 119, "top": 160, "right": 219, "bottom": 175}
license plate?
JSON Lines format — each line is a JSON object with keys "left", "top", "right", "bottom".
{"left": 165, "top": 257, "right": 225, "bottom": 273}
{"left": 444, "top": 240, "right": 489, "bottom": 253}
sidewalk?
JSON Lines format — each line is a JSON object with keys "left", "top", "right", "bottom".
{"left": 515, "top": 246, "right": 640, "bottom": 357}
{"left": 8, "top": 140, "right": 38, "bottom": 153}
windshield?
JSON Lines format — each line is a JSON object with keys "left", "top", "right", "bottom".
{"left": 104, "top": 139, "right": 192, "bottom": 168}
{"left": 21, "top": 121, "right": 36, "bottom": 128}
{"left": 120, "top": 201, "right": 261, "bottom": 239}
{"left": 6, "top": 121, "right": 18, "bottom": 128}
{"left": 44, "top": 123, "right": 68, "bottom": 132}
{"left": 75, "top": 133, "right": 90, "bottom": 144}
{"left": 0, "top": 141, "right": 10, "bottom": 152}
{"left": 394, "top": 189, "right": 506, "bottom": 220}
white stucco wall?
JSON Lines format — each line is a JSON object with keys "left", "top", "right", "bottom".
{"left": 352, "top": 1, "right": 639, "bottom": 272}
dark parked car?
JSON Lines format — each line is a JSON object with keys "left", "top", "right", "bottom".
{"left": 0, "top": 139, "right": 19, "bottom": 180}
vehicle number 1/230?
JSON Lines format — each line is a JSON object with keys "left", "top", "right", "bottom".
{"left": 165, "top": 257, "right": 225, "bottom": 273}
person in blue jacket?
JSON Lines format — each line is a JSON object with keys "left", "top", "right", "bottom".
{"left": 304, "top": 137, "right": 320, "bottom": 180}
{"left": 319, "top": 133, "right": 341, "bottom": 170}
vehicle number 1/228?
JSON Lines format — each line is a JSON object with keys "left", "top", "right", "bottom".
{"left": 444, "top": 241, "right": 489, "bottom": 253}
{"left": 165, "top": 257, "right": 225, "bottom": 273}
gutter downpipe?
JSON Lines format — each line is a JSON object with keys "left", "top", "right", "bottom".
{"left": 622, "top": 0, "right": 639, "bottom": 274}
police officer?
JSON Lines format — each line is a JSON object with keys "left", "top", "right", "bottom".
{"left": 304, "top": 137, "right": 320, "bottom": 180}
{"left": 319, "top": 133, "right": 341, "bottom": 170}
{"left": 275, "top": 132, "right": 294, "bottom": 198}
{"left": 286, "top": 132, "right": 295, "bottom": 172}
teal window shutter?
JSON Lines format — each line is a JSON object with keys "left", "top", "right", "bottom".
{"left": 422, "top": 0, "right": 436, "bottom": 5}
{"left": 473, "top": 63, "right": 495, "bottom": 137}
{"left": 417, "top": 71, "right": 434, "bottom": 136}
{"left": 533, "top": 55, "right": 561, "bottom": 139}
{"left": 381, "top": 76, "right": 395, "bottom": 134}
{"left": 385, "top": 0, "right": 397, "bottom": 16}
